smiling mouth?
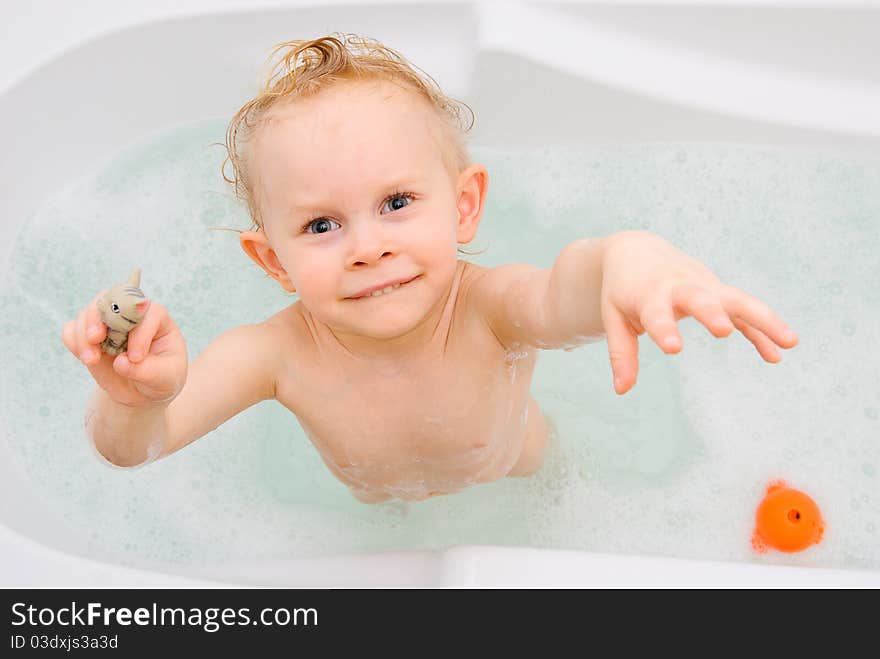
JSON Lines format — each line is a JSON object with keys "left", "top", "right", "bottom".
{"left": 348, "top": 275, "right": 420, "bottom": 300}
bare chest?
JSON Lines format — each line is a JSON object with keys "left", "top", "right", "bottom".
{"left": 274, "top": 302, "right": 538, "bottom": 491}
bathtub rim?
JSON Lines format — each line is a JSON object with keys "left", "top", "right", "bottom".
{"left": 3, "top": 0, "right": 880, "bottom": 587}
{"left": 4, "top": 522, "right": 880, "bottom": 587}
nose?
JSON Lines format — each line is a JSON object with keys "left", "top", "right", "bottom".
{"left": 347, "top": 221, "right": 394, "bottom": 267}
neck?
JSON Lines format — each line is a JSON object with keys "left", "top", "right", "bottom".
{"left": 309, "top": 261, "right": 465, "bottom": 367}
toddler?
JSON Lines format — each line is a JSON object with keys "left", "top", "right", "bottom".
{"left": 62, "top": 34, "right": 799, "bottom": 503}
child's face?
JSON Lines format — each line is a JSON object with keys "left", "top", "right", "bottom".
{"left": 244, "top": 79, "right": 485, "bottom": 346}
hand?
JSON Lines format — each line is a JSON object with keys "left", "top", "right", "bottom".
{"left": 61, "top": 290, "right": 188, "bottom": 408}
{"left": 599, "top": 231, "right": 799, "bottom": 395}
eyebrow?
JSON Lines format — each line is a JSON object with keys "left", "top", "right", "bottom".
{"left": 286, "top": 176, "right": 426, "bottom": 214}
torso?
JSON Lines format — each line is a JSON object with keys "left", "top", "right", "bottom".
{"left": 269, "top": 260, "right": 539, "bottom": 501}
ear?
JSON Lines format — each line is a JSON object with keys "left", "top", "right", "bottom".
{"left": 135, "top": 300, "right": 150, "bottom": 315}
{"left": 240, "top": 230, "right": 297, "bottom": 293}
{"left": 455, "top": 163, "right": 488, "bottom": 246}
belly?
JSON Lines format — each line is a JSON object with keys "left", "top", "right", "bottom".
{"left": 296, "top": 360, "right": 538, "bottom": 501}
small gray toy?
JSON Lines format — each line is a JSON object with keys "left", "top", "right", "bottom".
{"left": 96, "top": 268, "right": 150, "bottom": 356}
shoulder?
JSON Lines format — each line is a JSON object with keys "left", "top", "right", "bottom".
{"left": 459, "top": 260, "right": 545, "bottom": 349}
{"left": 262, "top": 301, "right": 304, "bottom": 334}
{"left": 209, "top": 303, "right": 311, "bottom": 407}
{"left": 261, "top": 301, "right": 311, "bottom": 359}
{"left": 460, "top": 260, "right": 543, "bottom": 290}
{"left": 218, "top": 303, "right": 306, "bottom": 396}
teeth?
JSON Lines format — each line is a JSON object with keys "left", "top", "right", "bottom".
{"left": 368, "top": 282, "right": 403, "bottom": 297}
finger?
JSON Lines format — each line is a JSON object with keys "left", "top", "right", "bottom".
{"left": 721, "top": 286, "right": 798, "bottom": 348}
{"left": 85, "top": 291, "right": 107, "bottom": 344}
{"left": 111, "top": 351, "right": 164, "bottom": 386}
{"left": 75, "top": 307, "right": 96, "bottom": 364}
{"left": 124, "top": 300, "right": 159, "bottom": 363}
{"left": 72, "top": 292, "right": 108, "bottom": 364}
{"left": 74, "top": 304, "right": 117, "bottom": 378}
{"left": 83, "top": 345, "right": 122, "bottom": 383}
{"left": 603, "top": 299, "right": 640, "bottom": 395}
{"left": 639, "top": 300, "right": 683, "bottom": 354}
{"left": 81, "top": 303, "right": 106, "bottom": 349}
{"left": 670, "top": 283, "right": 735, "bottom": 339}
{"left": 731, "top": 316, "right": 782, "bottom": 363}
{"left": 76, "top": 314, "right": 122, "bottom": 383}
{"left": 61, "top": 320, "right": 77, "bottom": 356}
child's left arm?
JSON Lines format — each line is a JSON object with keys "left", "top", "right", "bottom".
{"left": 470, "top": 230, "right": 799, "bottom": 395}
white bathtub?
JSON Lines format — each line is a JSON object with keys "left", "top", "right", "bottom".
{"left": 2, "top": 0, "right": 879, "bottom": 587}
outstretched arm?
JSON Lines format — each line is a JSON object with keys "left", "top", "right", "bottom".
{"left": 469, "top": 230, "right": 799, "bottom": 395}
{"left": 467, "top": 237, "right": 608, "bottom": 351}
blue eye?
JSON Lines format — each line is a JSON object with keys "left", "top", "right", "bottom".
{"left": 383, "top": 193, "right": 413, "bottom": 212}
{"left": 304, "top": 218, "right": 341, "bottom": 235}
{"left": 302, "top": 192, "right": 414, "bottom": 234}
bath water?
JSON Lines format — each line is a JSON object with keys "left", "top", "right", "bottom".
{"left": 1, "top": 118, "right": 878, "bottom": 572}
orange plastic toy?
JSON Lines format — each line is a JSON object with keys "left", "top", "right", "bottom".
{"left": 751, "top": 480, "right": 825, "bottom": 553}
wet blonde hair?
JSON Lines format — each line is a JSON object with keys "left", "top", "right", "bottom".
{"left": 221, "top": 33, "right": 476, "bottom": 235}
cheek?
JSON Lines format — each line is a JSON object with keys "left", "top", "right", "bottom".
{"left": 287, "top": 254, "right": 335, "bottom": 294}
{"left": 414, "top": 209, "right": 459, "bottom": 252}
